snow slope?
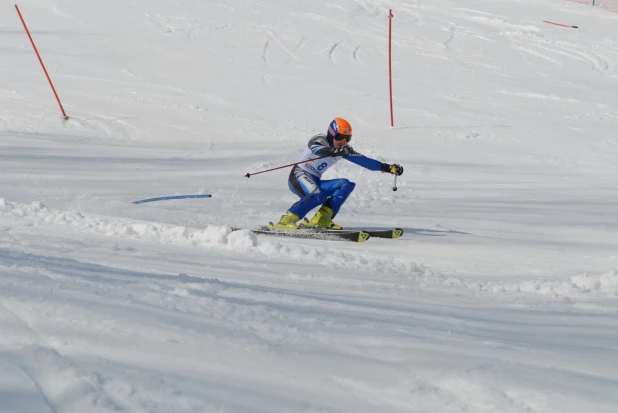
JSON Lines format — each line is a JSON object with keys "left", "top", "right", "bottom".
{"left": 1, "top": 0, "right": 617, "bottom": 412}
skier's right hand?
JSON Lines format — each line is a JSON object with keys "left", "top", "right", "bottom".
{"left": 331, "top": 145, "right": 354, "bottom": 157}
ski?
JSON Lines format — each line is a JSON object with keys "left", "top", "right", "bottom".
{"left": 232, "top": 227, "right": 370, "bottom": 242}
{"left": 298, "top": 218, "right": 403, "bottom": 239}
{"left": 305, "top": 228, "right": 403, "bottom": 239}
{"left": 359, "top": 228, "right": 404, "bottom": 239}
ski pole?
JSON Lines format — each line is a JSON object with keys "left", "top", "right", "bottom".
{"left": 245, "top": 157, "right": 322, "bottom": 178}
{"left": 392, "top": 174, "right": 398, "bottom": 191}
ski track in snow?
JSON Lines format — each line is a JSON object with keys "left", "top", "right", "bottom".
{"left": 0, "top": 298, "right": 124, "bottom": 412}
{"left": 2, "top": 198, "right": 617, "bottom": 302}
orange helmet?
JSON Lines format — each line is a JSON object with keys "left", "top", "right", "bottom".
{"left": 327, "top": 118, "right": 352, "bottom": 143}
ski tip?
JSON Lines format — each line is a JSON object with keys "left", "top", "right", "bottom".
{"left": 392, "top": 229, "right": 404, "bottom": 239}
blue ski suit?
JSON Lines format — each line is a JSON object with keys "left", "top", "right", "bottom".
{"left": 287, "top": 133, "right": 384, "bottom": 218}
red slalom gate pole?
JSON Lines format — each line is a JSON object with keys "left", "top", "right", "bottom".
{"left": 388, "top": 9, "right": 394, "bottom": 127}
{"left": 245, "top": 157, "right": 322, "bottom": 178}
{"left": 542, "top": 20, "right": 578, "bottom": 29}
{"left": 15, "top": 4, "right": 69, "bottom": 120}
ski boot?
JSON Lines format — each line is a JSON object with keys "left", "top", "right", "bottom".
{"left": 302, "top": 206, "right": 343, "bottom": 230}
{"left": 269, "top": 211, "right": 300, "bottom": 231}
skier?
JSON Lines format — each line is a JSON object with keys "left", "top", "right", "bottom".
{"left": 270, "top": 117, "right": 404, "bottom": 230}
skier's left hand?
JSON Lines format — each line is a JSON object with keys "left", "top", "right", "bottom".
{"left": 381, "top": 163, "right": 404, "bottom": 175}
{"left": 331, "top": 145, "right": 354, "bottom": 157}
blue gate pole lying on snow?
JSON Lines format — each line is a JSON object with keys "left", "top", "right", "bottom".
{"left": 133, "top": 194, "right": 212, "bottom": 204}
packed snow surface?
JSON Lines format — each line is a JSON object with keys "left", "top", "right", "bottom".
{"left": 1, "top": 0, "right": 617, "bottom": 412}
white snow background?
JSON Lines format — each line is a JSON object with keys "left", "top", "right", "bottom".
{"left": 1, "top": 0, "right": 617, "bottom": 412}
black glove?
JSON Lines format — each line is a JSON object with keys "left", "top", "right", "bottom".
{"left": 381, "top": 163, "right": 404, "bottom": 175}
{"left": 331, "top": 145, "right": 354, "bottom": 157}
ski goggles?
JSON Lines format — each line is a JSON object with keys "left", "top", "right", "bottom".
{"left": 333, "top": 133, "right": 352, "bottom": 143}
